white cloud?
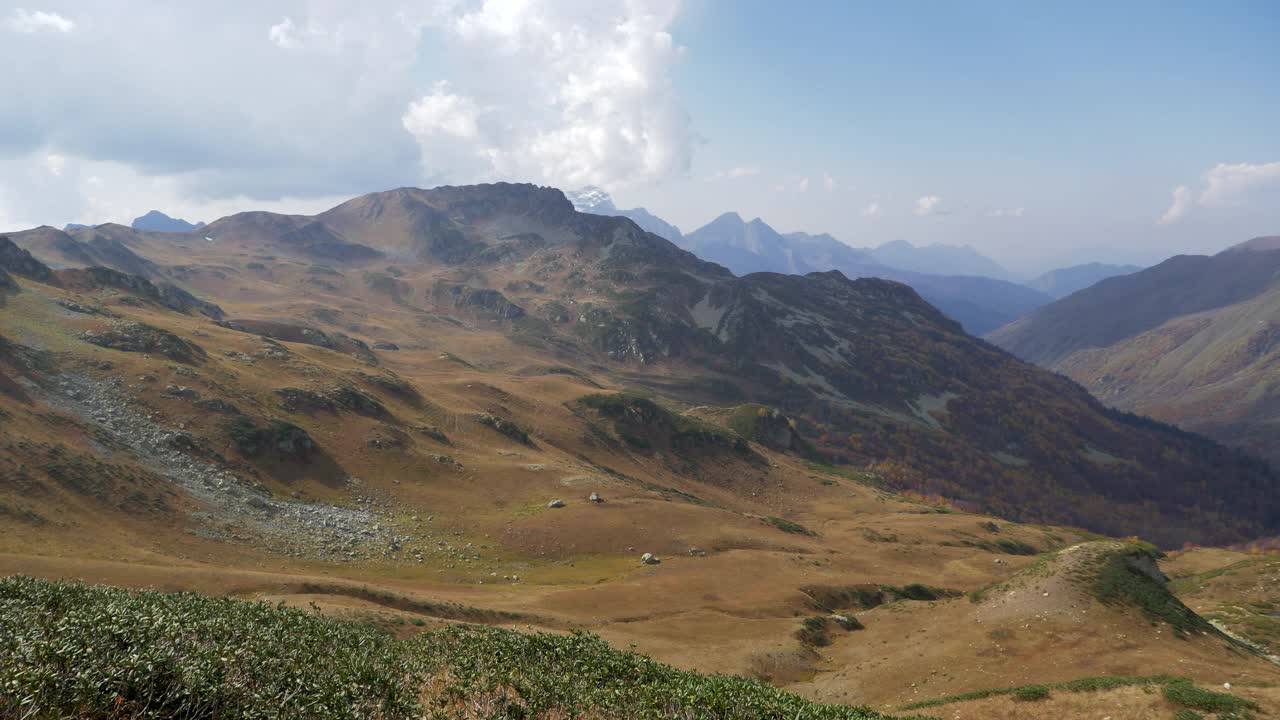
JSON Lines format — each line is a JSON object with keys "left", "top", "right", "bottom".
{"left": 914, "top": 195, "right": 942, "bottom": 216}
{"left": 862, "top": 200, "right": 882, "bottom": 218}
{"left": 268, "top": 17, "right": 302, "bottom": 49}
{"left": 0, "top": 148, "right": 347, "bottom": 231}
{"left": 1199, "top": 161, "right": 1280, "bottom": 206}
{"left": 0, "top": 2, "right": 695, "bottom": 227}
{"left": 822, "top": 173, "right": 835, "bottom": 192}
{"left": 1159, "top": 185, "right": 1192, "bottom": 225}
{"left": 987, "top": 207, "right": 1025, "bottom": 218}
{"left": 797, "top": 177, "right": 809, "bottom": 193}
{"left": 44, "top": 153, "right": 67, "bottom": 177}
{"left": 402, "top": 82, "right": 483, "bottom": 140}
{"left": 402, "top": 0, "right": 693, "bottom": 190}
{"left": 707, "top": 166, "right": 759, "bottom": 181}
{"left": 7, "top": 8, "right": 74, "bottom": 33}
{"left": 1158, "top": 161, "right": 1280, "bottom": 223}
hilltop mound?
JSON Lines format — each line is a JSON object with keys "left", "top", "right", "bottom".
{"left": 975, "top": 542, "right": 1216, "bottom": 638}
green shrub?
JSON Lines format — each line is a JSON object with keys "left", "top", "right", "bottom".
{"left": 1173, "top": 710, "right": 1205, "bottom": 720}
{"left": 1012, "top": 684, "right": 1049, "bottom": 701}
{"left": 1162, "top": 680, "right": 1259, "bottom": 714}
{"left": 795, "top": 615, "right": 833, "bottom": 646}
{"left": 0, "top": 575, "right": 912, "bottom": 720}
{"left": 1093, "top": 552, "right": 1214, "bottom": 637}
{"left": 764, "top": 515, "right": 816, "bottom": 536}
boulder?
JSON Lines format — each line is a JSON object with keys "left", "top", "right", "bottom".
{"left": 547, "top": 499, "right": 566, "bottom": 508}
{"left": 640, "top": 552, "right": 660, "bottom": 565}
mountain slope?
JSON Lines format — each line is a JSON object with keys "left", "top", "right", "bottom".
{"left": 989, "top": 245, "right": 1280, "bottom": 366}
{"left": 5, "top": 184, "right": 1276, "bottom": 546}
{"left": 988, "top": 237, "right": 1280, "bottom": 463}
{"left": 1027, "top": 262, "right": 1142, "bottom": 299}
{"left": 681, "top": 213, "right": 1049, "bottom": 334}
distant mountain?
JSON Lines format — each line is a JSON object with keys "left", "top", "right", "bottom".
{"left": 565, "top": 186, "right": 683, "bottom": 242}
{"left": 131, "top": 210, "right": 205, "bottom": 232}
{"left": 63, "top": 223, "right": 96, "bottom": 231}
{"left": 870, "top": 239, "right": 1017, "bottom": 281}
{"left": 6, "top": 225, "right": 161, "bottom": 278}
{"left": 1027, "top": 262, "right": 1143, "bottom": 299}
{"left": 988, "top": 236, "right": 1280, "bottom": 463}
{"left": 678, "top": 212, "right": 1048, "bottom": 335}
{"left": 684, "top": 212, "right": 806, "bottom": 275}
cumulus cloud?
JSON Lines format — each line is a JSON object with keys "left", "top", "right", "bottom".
{"left": 913, "top": 195, "right": 943, "bottom": 216}
{"left": 822, "top": 173, "right": 835, "bottom": 192}
{"left": 0, "top": 148, "right": 348, "bottom": 231}
{"left": 1199, "top": 161, "right": 1280, "bottom": 206}
{"left": 987, "top": 207, "right": 1025, "bottom": 218}
{"left": 0, "top": 1, "right": 696, "bottom": 227}
{"left": 797, "top": 177, "right": 809, "bottom": 193}
{"left": 1159, "top": 161, "right": 1280, "bottom": 223}
{"left": 7, "top": 8, "right": 74, "bottom": 33}
{"left": 706, "top": 166, "right": 758, "bottom": 181}
{"left": 862, "top": 200, "right": 882, "bottom": 218}
{"left": 401, "top": 0, "right": 692, "bottom": 189}
{"left": 1159, "top": 185, "right": 1192, "bottom": 225}
{"left": 267, "top": 17, "right": 303, "bottom": 49}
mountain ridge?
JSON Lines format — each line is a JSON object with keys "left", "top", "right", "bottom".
{"left": 4, "top": 182, "right": 1277, "bottom": 545}
{"left": 988, "top": 237, "right": 1280, "bottom": 463}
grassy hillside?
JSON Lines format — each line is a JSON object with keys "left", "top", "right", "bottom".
{"left": 0, "top": 575, "right": 917, "bottom": 720}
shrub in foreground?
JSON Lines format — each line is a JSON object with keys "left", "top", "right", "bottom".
{"left": 0, "top": 575, "right": 919, "bottom": 720}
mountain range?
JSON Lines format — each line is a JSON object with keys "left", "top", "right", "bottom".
{"left": 1026, "top": 262, "right": 1143, "bottom": 299}
{"left": 3, "top": 183, "right": 1276, "bottom": 546}
{"left": 60, "top": 210, "right": 206, "bottom": 234}
{"left": 989, "top": 236, "right": 1280, "bottom": 464}
{"left": 565, "top": 189, "right": 1049, "bottom": 335}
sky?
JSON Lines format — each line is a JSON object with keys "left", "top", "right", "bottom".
{"left": 0, "top": 0, "right": 1277, "bottom": 276}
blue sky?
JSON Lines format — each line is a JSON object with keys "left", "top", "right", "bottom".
{"left": 0, "top": 1, "right": 1276, "bottom": 275}
{"left": 620, "top": 0, "right": 1280, "bottom": 272}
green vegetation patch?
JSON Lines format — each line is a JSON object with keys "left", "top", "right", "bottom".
{"left": 580, "top": 392, "right": 754, "bottom": 456}
{"left": 1162, "top": 679, "right": 1260, "bottom": 715}
{"left": 901, "top": 674, "right": 1185, "bottom": 710}
{"left": 795, "top": 614, "right": 864, "bottom": 647}
{"left": 1011, "top": 684, "right": 1049, "bottom": 701}
{"left": 803, "top": 583, "right": 961, "bottom": 614}
{"left": 763, "top": 515, "right": 816, "bottom": 536}
{"left": 963, "top": 537, "right": 1039, "bottom": 555}
{"left": 0, "top": 576, "right": 921, "bottom": 720}
{"left": 1091, "top": 546, "right": 1215, "bottom": 637}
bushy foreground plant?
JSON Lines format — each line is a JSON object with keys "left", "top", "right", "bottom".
{"left": 0, "top": 576, "right": 921, "bottom": 720}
